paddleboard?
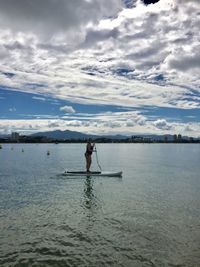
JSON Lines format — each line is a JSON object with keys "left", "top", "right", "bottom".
{"left": 62, "top": 171, "right": 122, "bottom": 177}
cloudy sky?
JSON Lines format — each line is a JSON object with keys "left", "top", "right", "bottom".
{"left": 0, "top": 0, "right": 200, "bottom": 137}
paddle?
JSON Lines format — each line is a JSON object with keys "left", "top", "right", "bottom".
{"left": 93, "top": 144, "right": 102, "bottom": 172}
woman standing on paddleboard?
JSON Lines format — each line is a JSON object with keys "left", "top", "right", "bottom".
{"left": 85, "top": 139, "right": 95, "bottom": 172}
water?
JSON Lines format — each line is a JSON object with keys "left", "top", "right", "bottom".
{"left": 0, "top": 143, "right": 199, "bottom": 267}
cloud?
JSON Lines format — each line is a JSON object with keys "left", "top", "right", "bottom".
{"left": 1, "top": 0, "right": 199, "bottom": 97}
{"left": 184, "top": 125, "right": 194, "bottom": 132}
{"left": 48, "top": 120, "right": 63, "bottom": 128}
{"left": 60, "top": 105, "right": 75, "bottom": 114}
{"left": 153, "top": 119, "right": 172, "bottom": 130}
{"left": 32, "top": 96, "right": 46, "bottom": 101}
{"left": 81, "top": 27, "right": 120, "bottom": 48}
{"left": 126, "top": 119, "right": 135, "bottom": 127}
{"left": 0, "top": 117, "right": 199, "bottom": 137}
{"left": 104, "top": 121, "right": 122, "bottom": 128}
{"left": 167, "top": 54, "right": 200, "bottom": 72}
{"left": 9, "top": 107, "right": 16, "bottom": 112}
{"left": 0, "top": 0, "right": 122, "bottom": 37}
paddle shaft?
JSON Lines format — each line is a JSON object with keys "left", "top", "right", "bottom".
{"left": 93, "top": 144, "right": 102, "bottom": 171}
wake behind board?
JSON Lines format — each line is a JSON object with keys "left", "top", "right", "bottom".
{"left": 62, "top": 171, "right": 122, "bottom": 177}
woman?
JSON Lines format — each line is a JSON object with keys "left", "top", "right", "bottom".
{"left": 85, "top": 139, "right": 95, "bottom": 172}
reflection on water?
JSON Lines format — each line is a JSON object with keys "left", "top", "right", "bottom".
{"left": 83, "top": 176, "right": 94, "bottom": 209}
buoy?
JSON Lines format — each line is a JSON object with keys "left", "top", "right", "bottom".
{"left": 22, "top": 149, "right": 24, "bottom": 152}
{"left": 47, "top": 150, "right": 50, "bottom": 155}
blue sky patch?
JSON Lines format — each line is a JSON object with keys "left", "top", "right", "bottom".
{"left": 141, "top": 106, "right": 200, "bottom": 123}
{"left": 0, "top": 87, "right": 134, "bottom": 119}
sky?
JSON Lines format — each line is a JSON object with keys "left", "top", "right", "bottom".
{"left": 0, "top": 0, "right": 200, "bottom": 137}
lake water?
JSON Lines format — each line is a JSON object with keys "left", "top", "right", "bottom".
{"left": 0, "top": 143, "right": 199, "bottom": 267}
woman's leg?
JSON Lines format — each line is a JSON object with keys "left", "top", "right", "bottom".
{"left": 85, "top": 154, "right": 88, "bottom": 171}
{"left": 85, "top": 154, "right": 91, "bottom": 172}
{"left": 88, "top": 156, "right": 92, "bottom": 171}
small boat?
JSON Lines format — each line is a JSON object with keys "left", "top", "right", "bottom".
{"left": 61, "top": 171, "right": 122, "bottom": 177}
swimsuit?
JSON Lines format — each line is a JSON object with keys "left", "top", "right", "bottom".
{"left": 85, "top": 145, "right": 93, "bottom": 156}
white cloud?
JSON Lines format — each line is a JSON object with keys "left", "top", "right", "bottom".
{"left": 104, "top": 120, "right": 122, "bottom": 128}
{"left": 0, "top": 0, "right": 199, "bottom": 105}
{"left": 126, "top": 119, "right": 135, "bottom": 127}
{"left": 9, "top": 107, "right": 16, "bottom": 112}
{"left": 0, "top": 117, "right": 200, "bottom": 137}
{"left": 184, "top": 125, "right": 194, "bottom": 132}
{"left": 153, "top": 119, "right": 172, "bottom": 130}
{"left": 32, "top": 96, "right": 46, "bottom": 101}
{"left": 60, "top": 105, "right": 75, "bottom": 114}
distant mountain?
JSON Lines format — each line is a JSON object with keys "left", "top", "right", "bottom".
{"left": 30, "top": 130, "right": 132, "bottom": 140}
{"left": 142, "top": 134, "right": 174, "bottom": 141}
{"left": 0, "top": 134, "right": 9, "bottom": 139}
{"left": 102, "top": 134, "right": 128, "bottom": 140}
{"left": 31, "top": 130, "right": 99, "bottom": 140}
{"left": 30, "top": 130, "right": 198, "bottom": 141}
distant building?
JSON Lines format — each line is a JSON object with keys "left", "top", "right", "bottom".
{"left": 143, "top": 137, "right": 152, "bottom": 143}
{"left": 178, "top": 134, "right": 182, "bottom": 140}
{"left": 11, "top": 132, "right": 20, "bottom": 141}
{"left": 164, "top": 136, "right": 168, "bottom": 142}
{"left": 190, "top": 137, "right": 194, "bottom": 142}
{"left": 173, "top": 134, "right": 177, "bottom": 142}
{"left": 131, "top": 136, "right": 144, "bottom": 142}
